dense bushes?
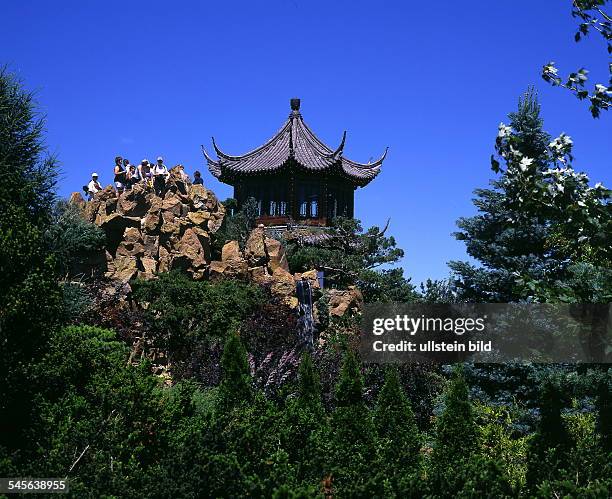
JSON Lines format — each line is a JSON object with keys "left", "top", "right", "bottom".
{"left": 131, "top": 271, "right": 265, "bottom": 358}
{"left": 5, "top": 326, "right": 609, "bottom": 497}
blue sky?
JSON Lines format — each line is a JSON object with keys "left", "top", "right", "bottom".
{"left": 2, "top": 0, "right": 610, "bottom": 285}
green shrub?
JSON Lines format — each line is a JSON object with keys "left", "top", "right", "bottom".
{"left": 526, "top": 375, "right": 571, "bottom": 490}
{"left": 431, "top": 366, "right": 477, "bottom": 471}
{"left": 373, "top": 366, "right": 420, "bottom": 472}
{"left": 46, "top": 200, "right": 106, "bottom": 277}
{"left": 132, "top": 271, "right": 265, "bottom": 355}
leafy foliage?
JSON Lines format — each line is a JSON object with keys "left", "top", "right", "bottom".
{"left": 285, "top": 217, "right": 416, "bottom": 302}
{"left": 542, "top": 1, "right": 611, "bottom": 117}
{"left": 131, "top": 271, "right": 265, "bottom": 358}
{"left": 45, "top": 200, "right": 106, "bottom": 277}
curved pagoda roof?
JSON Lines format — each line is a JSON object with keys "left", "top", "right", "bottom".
{"left": 202, "top": 98, "right": 386, "bottom": 187}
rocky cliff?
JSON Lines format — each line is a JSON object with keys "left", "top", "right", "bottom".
{"left": 80, "top": 169, "right": 224, "bottom": 282}
{"left": 72, "top": 168, "right": 362, "bottom": 315}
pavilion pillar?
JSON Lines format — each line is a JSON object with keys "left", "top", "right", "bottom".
{"left": 320, "top": 177, "right": 328, "bottom": 225}
{"left": 289, "top": 173, "right": 297, "bottom": 223}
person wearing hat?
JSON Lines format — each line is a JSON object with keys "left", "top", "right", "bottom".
{"left": 87, "top": 172, "right": 103, "bottom": 200}
{"left": 153, "top": 156, "right": 170, "bottom": 196}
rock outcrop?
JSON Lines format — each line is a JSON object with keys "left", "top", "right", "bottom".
{"left": 81, "top": 173, "right": 225, "bottom": 282}
{"left": 327, "top": 286, "right": 364, "bottom": 316}
{"left": 72, "top": 177, "right": 358, "bottom": 317}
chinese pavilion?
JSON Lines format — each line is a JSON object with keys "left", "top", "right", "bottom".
{"left": 202, "top": 98, "right": 386, "bottom": 226}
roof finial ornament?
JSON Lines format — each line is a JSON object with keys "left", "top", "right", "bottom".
{"left": 290, "top": 98, "right": 301, "bottom": 112}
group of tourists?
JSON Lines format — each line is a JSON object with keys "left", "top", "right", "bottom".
{"left": 84, "top": 156, "right": 204, "bottom": 200}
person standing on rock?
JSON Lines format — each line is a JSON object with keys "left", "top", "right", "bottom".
{"left": 138, "top": 159, "right": 152, "bottom": 188}
{"left": 127, "top": 163, "right": 139, "bottom": 189}
{"left": 87, "top": 172, "right": 103, "bottom": 200}
{"left": 192, "top": 170, "right": 204, "bottom": 185}
{"left": 153, "top": 156, "right": 170, "bottom": 196}
{"left": 113, "top": 156, "right": 126, "bottom": 194}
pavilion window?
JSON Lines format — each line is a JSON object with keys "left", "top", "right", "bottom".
{"left": 297, "top": 180, "right": 320, "bottom": 218}
{"left": 309, "top": 198, "right": 318, "bottom": 217}
{"left": 269, "top": 200, "right": 277, "bottom": 216}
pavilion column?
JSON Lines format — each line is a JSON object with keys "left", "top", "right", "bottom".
{"left": 320, "top": 178, "right": 328, "bottom": 224}
{"left": 289, "top": 173, "right": 297, "bottom": 223}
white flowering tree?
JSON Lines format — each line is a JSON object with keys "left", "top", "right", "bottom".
{"left": 542, "top": 0, "right": 611, "bottom": 118}
{"left": 451, "top": 89, "right": 611, "bottom": 302}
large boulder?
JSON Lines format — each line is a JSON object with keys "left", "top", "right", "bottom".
{"left": 117, "top": 183, "right": 150, "bottom": 217}
{"left": 244, "top": 226, "right": 267, "bottom": 267}
{"left": 220, "top": 241, "right": 248, "bottom": 279}
{"left": 175, "top": 228, "right": 208, "bottom": 271}
{"left": 270, "top": 267, "right": 298, "bottom": 308}
{"left": 327, "top": 287, "right": 364, "bottom": 317}
{"left": 265, "top": 237, "right": 289, "bottom": 272}
{"left": 107, "top": 255, "right": 139, "bottom": 282}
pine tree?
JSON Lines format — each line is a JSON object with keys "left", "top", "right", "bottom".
{"left": 373, "top": 366, "right": 420, "bottom": 470}
{"left": 431, "top": 365, "right": 477, "bottom": 470}
{"left": 328, "top": 349, "right": 376, "bottom": 495}
{"left": 449, "top": 89, "right": 555, "bottom": 302}
{"left": 217, "top": 332, "right": 252, "bottom": 410}
{"left": 296, "top": 352, "right": 323, "bottom": 413}
{"left": 526, "top": 376, "right": 571, "bottom": 490}
{"left": 450, "top": 88, "right": 611, "bottom": 302}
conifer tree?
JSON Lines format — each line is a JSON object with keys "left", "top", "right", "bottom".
{"left": 526, "top": 376, "right": 571, "bottom": 489}
{"left": 595, "top": 372, "right": 612, "bottom": 455}
{"left": 450, "top": 89, "right": 555, "bottom": 302}
{"left": 450, "top": 88, "right": 611, "bottom": 302}
{"left": 431, "top": 366, "right": 477, "bottom": 470}
{"left": 328, "top": 349, "right": 376, "bottom": 494}
{"left": 282, "top": 353, "right": 327, "bottom": 485}
{"left": 217, "top": 332, "right": 252, "bottom": 410}
{"left": 0, "top": 68, "right": 62, "bottom": 453}
{"left": 296, "top": 352, "right": 323, "bottom": 413}
{"left": 373, "top": 366, "right": 420, "bottom": 470}
{"left": 335, "top": 348, "right": 365, "bottom": 407}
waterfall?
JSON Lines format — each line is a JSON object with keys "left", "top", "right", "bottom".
{"left": 296, "top": 279, "right": 315, "bottom": 349}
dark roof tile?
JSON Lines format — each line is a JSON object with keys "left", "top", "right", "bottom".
{"left": 203, "top": 100, "right": 385, "bottom": 186}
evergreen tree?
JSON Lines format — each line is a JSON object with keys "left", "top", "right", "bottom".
{"left": 296, "top": 352, "right": 323, "bottom": 413}
{"left": 526, "top": 376, "right": 571, "bottom": 490}
{"left": 595, "top": 371, "right": 612, "bottom": 454}
{"left": 217, "top": 332, "right": 252, "bottom": 410}
{"left": 450, "top": 89, "right": 556, "bottom": 302}
{"left": 282, "top": 353, "right": 328, "bottom": 485}
{"left": 373, "top": 366, "right": 420, "bottom": 470}
{"left": 334, "top": 348, "right": 365, "bottom": 407}
{"left": 328, "top": 349, "right": 376, "bottom": 495}
{"left": 431, "top": 366, "right": 477, "bottom": 470}
{"left": 450, "top": 88, "right": 611, "bottom": 302}
{"left": 0, "top": 68, "right": 62, "bottom": 454}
